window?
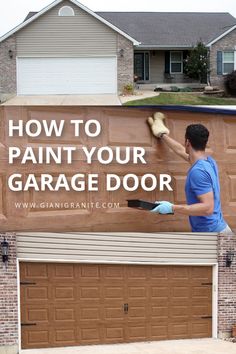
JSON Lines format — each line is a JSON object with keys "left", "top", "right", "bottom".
{"left": 170, "top": 51, "right": 183, "bottom": 73}
{"left": 58, "top": 6, "right": 75, "bottom": 16}
{"left": 134, "top": 52, "right": 150, "bottom": 81}
{"left": 223, "top": 51, "right": 234, "bottom": 74}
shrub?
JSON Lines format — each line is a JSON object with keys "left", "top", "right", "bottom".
{"left": 170, "top": 86, "right": 180, "bottom": 92}
{"left": 224, "top": 70, "right": 236, "bottom": 97}
{"left": 179, "top": 87, "right": 193, "bottom": 92}
{"left": 184, "top": 42, "right": 209, "bottom": 83}
{"left": 122, "top": 83, "right": 134, "bottom": 95}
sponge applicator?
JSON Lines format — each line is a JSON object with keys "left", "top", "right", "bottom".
{"left": 147, "top": 112, "right": 170, "bottom": 138}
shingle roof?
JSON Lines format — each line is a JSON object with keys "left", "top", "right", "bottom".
{"left": 96, "top": 12, "right": 236, "bottom": 46}
{"left": 24, "top": 12, "right": 38, "bottom": 22}
{"left": 24, "top": 10, "right": 236, "bottom": 46}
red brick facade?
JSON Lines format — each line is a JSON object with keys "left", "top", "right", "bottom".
{"left": 218, "top": 234, "right": 236, "bottom": 338}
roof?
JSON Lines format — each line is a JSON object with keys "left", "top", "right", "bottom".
{"left": 24, "top": 12, "right": 38, "bottom": 22}
{"left": 2, "top": 3, "right": 236, "bottom": 47}
{"left": 0, "top": 0, "right": 140, "bottom": 45}
{"left": 97, "top": 12, "right": 236, "bottom": 47}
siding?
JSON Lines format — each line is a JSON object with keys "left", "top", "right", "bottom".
{"left": 17, "top": 232, "right": 218, "bottom": 264}
{"left": 16, "top": 0, "right": 117, "bottom": 56}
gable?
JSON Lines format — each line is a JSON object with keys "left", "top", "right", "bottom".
{"left": 16, "top": 0, "right": 118, "bottom": 56}
{"left": 0, "top": 0, "right": 139, "bottom": 45}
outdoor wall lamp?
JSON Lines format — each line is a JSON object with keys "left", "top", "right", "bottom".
{"left": 8, "top": 50, "right": 13, "bottom": 59}
{"left": 226, "top": 250, "right": 234, "bottom": 267}
{"left": 119, "top": 49, "right": 124, "bottom": 57}
{"left": 1, "top": 237, "right": 9, "bottom": 268}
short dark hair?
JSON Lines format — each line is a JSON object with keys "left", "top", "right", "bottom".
{"left": 185, "top": 124, "right": 209, "bottom": 150}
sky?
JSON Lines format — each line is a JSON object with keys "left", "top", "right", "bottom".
{"left": 0, "top": 0, "right": 236, "bottom": 37}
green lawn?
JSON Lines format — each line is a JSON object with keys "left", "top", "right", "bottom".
{"left": 124, "top": 93, "right": 236, "bottom": 106}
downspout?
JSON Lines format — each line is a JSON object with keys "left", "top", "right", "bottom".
{"left": 207, "top": 45, "right": 211, "bottom": 86}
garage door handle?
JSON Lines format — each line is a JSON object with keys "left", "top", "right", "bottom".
{"left": 21, "top": 323, "right": 37, "bottom": 326}
{"left": 201, "top": 283, "right": 212, "bottom": 286}
{"left": 20, "top": 282, "right": 37, "bottom": 285}
{"left": 201, "top": 316, "right": 212, "bottom": 319}
{"left": 123, "top": 303, "right": 128, "bottom": 314}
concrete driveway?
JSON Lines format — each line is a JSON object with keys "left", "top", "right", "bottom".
{"left": 2, "top": 94, "right": 121, "bottom": 106}
{"left": 21, "top": 339, "right": 235, "bottom": 354}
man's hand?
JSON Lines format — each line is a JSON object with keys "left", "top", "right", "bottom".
{"left": 147, "top": 112, "right": 170, "bottom": 138}
{"left": 151, "top": 201, "right": 174, "bottom": 214}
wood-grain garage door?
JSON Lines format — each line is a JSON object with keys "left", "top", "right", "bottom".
{"left": 20, "top": 263, "right": 212, "bottom": 349}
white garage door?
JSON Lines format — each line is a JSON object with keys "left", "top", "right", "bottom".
{"left": 17, "top": 57, "right": 117, "bottom": 95}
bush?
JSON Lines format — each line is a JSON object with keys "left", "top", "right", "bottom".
{"left": 170, "top": 86, "right": 180, "bottom": 92}
{"left": 224, "top": 70, "right": 236, "bottom": 96}
{"left": 122, "top": 83, "right": 134, "bottom": 95}
{"left": 179, "top": 87, "right": 193, "bottom": 92}
{"left": 184, "top": 42, "right": 208, "bottom": 83}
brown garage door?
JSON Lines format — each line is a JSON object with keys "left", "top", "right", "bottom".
{"left": 1, "top": 107, "right": 236, "bottom": 232}
{"left": 20, "top": 262, "right": 212, "bottom": 349}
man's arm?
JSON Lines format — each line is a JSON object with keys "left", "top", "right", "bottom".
{"left": 161, "top": 134, "right": 189, "bottom": 162}
{"left": 173, "top": 191, "right": 214, "bottom": 216}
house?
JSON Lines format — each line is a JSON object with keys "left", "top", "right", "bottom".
{"left": 0, "top": 0, "right": 236, "bottom": 96}
{"left": 0, "top": 105, "right": 236, "bottom": 353}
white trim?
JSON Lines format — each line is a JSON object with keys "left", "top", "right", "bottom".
{"left": 17, "top": 258, "right": 217, "bottom": 266}
{"left": 136, "top": 45, "right": 192, "bottom": 49}
{"left": 170, "top": 50, "right": 183, "bottom": 74}
{"left": 212, "top": 264, "right": 218, "bottom": 339}
{"left": 207, "top": 24, "right": 236, "bottom": 47}
{"left": 222, "top": 51, "right": 235, "bottom": 75}
{"left": 16, "top": 55, "right": 118, "bottom": 58}
{"left": 17, "top": 260, "right": 22, "bottom": 353}
{"left": 0, "top": 0, "right": 140, "bottom": 45}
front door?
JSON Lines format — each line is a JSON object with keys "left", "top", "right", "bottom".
{"left": 134, "top": 52, "right": 150, "bottom": 81}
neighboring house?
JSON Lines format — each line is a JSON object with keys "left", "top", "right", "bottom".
{"left": 0, "top": 0, "right": 236, "bottom": 95}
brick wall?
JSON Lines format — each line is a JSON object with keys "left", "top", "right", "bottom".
{"left": 117, "top": 34, "right": 134, "bottom": 93}
{"left": 218, "top": 234, "right": 236, "bottom": 338}
{"left": 210, "top": 28, "right": 236, "bottom": 88}
{"left": 0, "top": 36, "right": 17, "bottom": 95}
{"left": 0, "top": 233, "right": 18, "bottom": 354}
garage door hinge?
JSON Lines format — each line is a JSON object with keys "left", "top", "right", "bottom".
{"left": 201, "top": 282, "right": 212, "bottom": 285}
{"left": 201, "top": 316, "right": 212, "bottom": 319}
{"left": 20, "top": 282, "right": 37, "bottom": 285}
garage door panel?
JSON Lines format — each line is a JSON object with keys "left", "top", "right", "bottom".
{"left": 17, "top": 57, "right": 117, "bottom": 95}
{"left": 150, "top": 324, "right": 168, "bottom": 340}
{"left": 80, "top": 327, "right": 103, "bottom": 344}
{"left": 20, "top": 263, "right": 212, "bottom": 349}
{"left": 24, "top": 329, "right": 50, "bottom": 348}
{"left": 191, "top": 321, "right": 212, "bottom": 338}
{"left": 126, "top": 323, "right": 148, "bottom": 341}
{"left": 169, "top": 323, "right": 190, "bottom": 339}
{"left": 53, "top": 328, "right": 77, "bottom": 345}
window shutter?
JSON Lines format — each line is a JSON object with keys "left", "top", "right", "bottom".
{"left": 217, "top": 51, "right": 223, "bottom": 75}
{"left": 165, "top": 51, "right": 170, "bottom": 73}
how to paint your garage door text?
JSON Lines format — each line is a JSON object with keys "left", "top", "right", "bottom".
{"left": 7, "top": 119, "right": 173, "bottom": 192}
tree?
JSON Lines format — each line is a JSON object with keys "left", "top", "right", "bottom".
{"left": 224, "top": 70, "right": 236, "bottom": 96}
{"left": 184, "top": 42, "right": 209, "bottom": 83}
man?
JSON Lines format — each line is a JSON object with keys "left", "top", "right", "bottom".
{"left": 148, "top": 114, "right": 233, "bottom": 234}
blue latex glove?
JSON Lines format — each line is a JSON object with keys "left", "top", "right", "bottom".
{"left": 151, "top": 201, "right": 174, "bottom": 214}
